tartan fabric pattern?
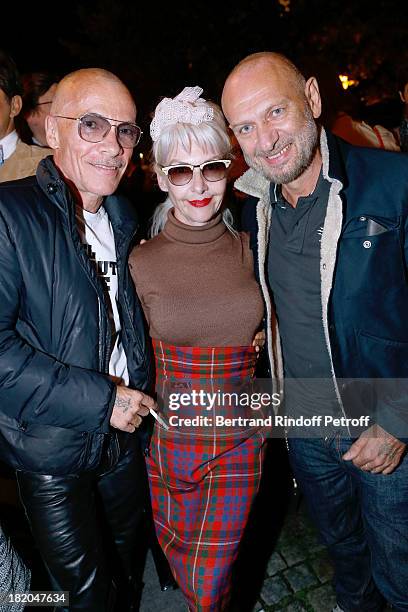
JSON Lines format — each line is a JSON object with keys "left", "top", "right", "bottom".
{"left": 147, "top": 340, "right": 264, "bottom": 611}
{"left": 154, "top": 342, "right": 258, "bottom": 381}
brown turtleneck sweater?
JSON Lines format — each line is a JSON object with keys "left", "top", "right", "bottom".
{"left": 129, "top": 211, "right": 264, "bottom": 347}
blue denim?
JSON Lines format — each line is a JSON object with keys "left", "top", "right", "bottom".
{"left": 288, "top": 435, "right": 408, "bottom": 611}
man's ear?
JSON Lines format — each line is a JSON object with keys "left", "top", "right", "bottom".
{"left": 305, "top": 77, "right": 322, "bottom": 119}
{"left": 156, "top": 170, "right": 169, "bottom": 193}
{"left": 45, "top": 115, "right": 59, "bottom": 149}
{"left": 10, "top": 95, "right": 22, "bottom": 119}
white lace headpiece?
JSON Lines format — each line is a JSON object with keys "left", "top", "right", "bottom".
{"left": 150, "top": 86, "right": 214, "bottom": 142}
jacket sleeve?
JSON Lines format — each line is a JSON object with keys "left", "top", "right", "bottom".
{"left": 373, "top": 206, "right": 408, "bottom": 440}
{"left": 0, "top": 209, "right": 116, "bottom": 434}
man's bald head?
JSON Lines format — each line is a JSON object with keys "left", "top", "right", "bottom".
{"left": 226, "top": 51, "right": 305, "bottom": 84}
{"left": 51, "top": 68, "right": 136, "bottom": 117}
{"left": 222, "top": 52, "right": 305, "bottom": 119}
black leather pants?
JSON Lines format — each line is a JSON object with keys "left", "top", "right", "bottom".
{"left": 16, "top": 434, "right": 148, "bottom": 611}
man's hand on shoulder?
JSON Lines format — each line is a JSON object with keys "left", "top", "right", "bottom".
{"left": 110, "top": 386, "right": 155, "bottom": 433}
{"left": 342, "top": 424, "right": 406, "bottom": 475}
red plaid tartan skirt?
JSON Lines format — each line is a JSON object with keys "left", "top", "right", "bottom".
{"left": 147, "top": 340, "right": 265, "bottom": 611}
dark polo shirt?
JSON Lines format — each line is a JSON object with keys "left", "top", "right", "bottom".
{"left": 268, "top": 170, "right": 339, "bottom": 415}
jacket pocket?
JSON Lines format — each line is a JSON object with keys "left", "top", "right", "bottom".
{"left": 357, "top": 330, "right": 408, "bottom": 377}
{"left": 334, "top": 225, "right": 406, "bottom": 301}
{"left": 0, "top": 412, "right": 104, "bottom": 475}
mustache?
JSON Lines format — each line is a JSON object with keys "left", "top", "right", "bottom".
{"left": 255, "top": 141, "right": 291, "bottom": 158}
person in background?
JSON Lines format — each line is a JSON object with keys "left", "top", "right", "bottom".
{"left": 0, "top": 67, "right": 155, "bottom": 611}
{"left": 20, "top": 71, "right": 59, "bottom": 146}
{"left": 398, "top": 74, "right": 408, "bottom": 152}
{"left": 0, "top": 50, "right": 51, "bottom": 182}
{"left": 222, "top": 51, "right": 408, "bottom": 612}
{"left": 299, "top": 56, "right": 400, "bottom": 151}
{"left": 129, "top": 86, "right": 265, "bottom": 611}
{"left": 331, "top": 110, "right": 400, "bottom": 150}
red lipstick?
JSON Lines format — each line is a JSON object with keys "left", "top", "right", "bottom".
{"left": 188, "top": 198, "right": 212, "bottom": 208}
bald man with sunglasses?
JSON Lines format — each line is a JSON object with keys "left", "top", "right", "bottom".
{"left": 0, "top": 68, "right": 155, "bottom": 611}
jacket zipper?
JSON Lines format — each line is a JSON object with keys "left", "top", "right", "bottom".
{"left": 116, "top": 229, "right": 145, "bottom": 361}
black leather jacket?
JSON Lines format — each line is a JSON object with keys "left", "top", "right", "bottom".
{"left": 0, "top": 157, "right": 152, "bottom": 474}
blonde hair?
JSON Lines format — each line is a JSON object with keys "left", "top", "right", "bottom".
{"left": 150, "top": 98, "right": 237, "bottom": 237}
{"left": 153, "top": 100, "right": 232, "bottom": 167}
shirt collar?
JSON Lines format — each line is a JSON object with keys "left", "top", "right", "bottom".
{"left": 269, "top": 167, "right": 325, "bottom": 210}
{"left": 269, "top": 183, "right": 282, "bottom": 209}
{"left": 0, "top": 130, "right": 19, "bottom": 160}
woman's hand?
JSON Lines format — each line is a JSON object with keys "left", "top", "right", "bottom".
{"left": 252, "top": 330, "right": 265, "bottom": 353}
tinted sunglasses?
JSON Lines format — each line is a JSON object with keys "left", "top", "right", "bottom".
{"left": 160, "top": 159, "right": 231, "bottom": 186}
{"left": 53, "top": 113, "right": 142, "bottom": 148}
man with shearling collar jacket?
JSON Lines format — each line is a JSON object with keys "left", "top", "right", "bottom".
{"left": 222, "top": 52, "right": 408, "bottom": 612}
{"left": 0, "top": 68, "right": 155, "bottom": 611}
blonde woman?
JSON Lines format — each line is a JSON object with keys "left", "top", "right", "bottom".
{"left": 129, "top": 87, "right": 265, "bottom": 611}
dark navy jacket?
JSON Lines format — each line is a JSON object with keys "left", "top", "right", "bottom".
{"left": 239, "top": 131, "right": 408, "bottom": 437}
{"left": 0, "top": 157, "right": 152, "bottom": 473}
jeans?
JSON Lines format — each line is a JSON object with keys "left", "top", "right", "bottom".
{"left": 288, "top": 435, "right": 408, "bottom": 612}
{"left": 16, "top": 433, "right": 148, "bottom": 612}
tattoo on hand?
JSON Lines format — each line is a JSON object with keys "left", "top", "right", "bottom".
{"left": 115, "top": 396, "right": 131, "bottom": 413}
{"left": 379, "top": 441, "right": 397, "bottom": 461}
{"left": 387, "top": 448, "right": 398, "bottom": 461}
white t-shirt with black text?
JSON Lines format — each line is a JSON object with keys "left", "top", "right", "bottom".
{"left": 79, "top": 206, "right": 129, "bottom": 386}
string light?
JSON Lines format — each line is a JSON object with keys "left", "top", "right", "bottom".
{"left": 339, "top": 74, "right": 359, "bottom": 90}
{"left": 278, "top": 0, "right": 291, "bottom": 12}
